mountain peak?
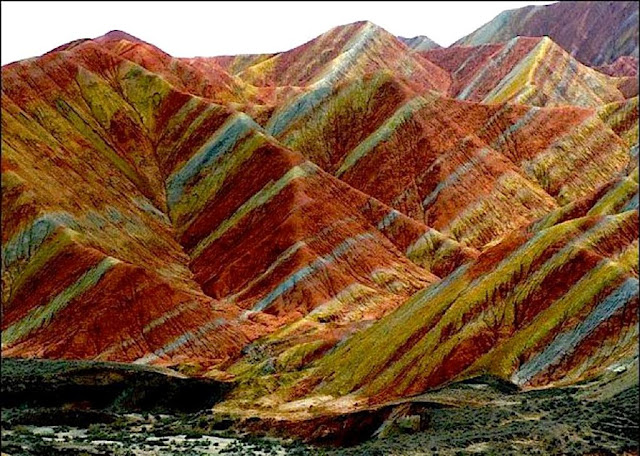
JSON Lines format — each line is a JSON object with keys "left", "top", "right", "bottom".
{"left": 399, "top": 35, "right": 441, "bottom": 51}
{"left": 455, "top": 0, "right": 638, "bottom": 66}
{"left": 96, "top": 30, "right": 145, "bottom": 43}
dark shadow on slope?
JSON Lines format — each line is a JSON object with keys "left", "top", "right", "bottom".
{"left": 1, "top": 358, "right": 233, "bottom": 426}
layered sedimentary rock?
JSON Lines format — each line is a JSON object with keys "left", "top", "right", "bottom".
{"left": 455, "top": 1, "right": 639, "bottom": 67}
{"left": 274, "top": 73, "right": 633, "bottom": 249}
{"left": 1, "top": 17, "right": 637, "bottom": 419}
{"left": 302, "top": 210, "right": 638, "bottom": 400}
{"left": 1, "top": 34, "right": 459, "bottom": 369}
{"left": 424, "top": 37, "right": 627, "bottom": 107}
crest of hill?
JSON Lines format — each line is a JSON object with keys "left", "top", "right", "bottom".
{"left": 455, "top": 1, "right": 639, "bottom": 67}
{"left": 44, "top": 30, "right": 147, "bottom": 55}
{"left": 423, "top": 36, "right": 626, "bottom": 107}
{"left": 90, "top": 30, "right": 266, "bottom": 105}
{"left": 95, "top": 30, "right": 147, "bottom": 44}
{"left": 399, "top": 35, "right": 442, "bottom": 51}
{"left": 231, "top": 21, "right": 451, "bottom": 94}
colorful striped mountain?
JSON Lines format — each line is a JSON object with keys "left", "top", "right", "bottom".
{"left": 1, "top": 9, "right": 638, "bottom": 439}
{"left": 455, "top": 1, "right": 639, "bottom": 67}
{"left": 424, "top": 36, "right": 629, "bottom": 107}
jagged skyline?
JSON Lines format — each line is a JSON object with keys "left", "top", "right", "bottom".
{"left": 1, "top": 1, "right": 556, "bottom": 65}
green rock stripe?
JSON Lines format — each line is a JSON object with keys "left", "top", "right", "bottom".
{"left": 336, "top": 96, "right": 431, "bottom": 177}
{"left": 2, "top": 257, "right": 119, "bottom": 346}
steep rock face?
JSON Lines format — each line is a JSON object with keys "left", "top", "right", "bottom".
{"left": 1, "top": 15, "right": 638, "bottom": 418}
{"left": 1, "top": 32, "right": 461, "bottom": 371}
{"left": 455, "top": 1, "right": 639, "bottom": 67}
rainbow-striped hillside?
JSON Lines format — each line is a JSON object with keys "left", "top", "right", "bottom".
{"left": 1, "top": 3, "right": 638, "bottom": 436}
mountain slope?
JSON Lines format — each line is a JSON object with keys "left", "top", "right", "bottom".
{"left": 1, "top": 17, "right": 638, "bottom": 430}
{"left": 286, "top": 208, "right": 638, "bottom": 404}
{"left": 272, "top": 70, "right": 632, "bottom": 250}
{"left": 455, "top": 1, "right": 639, "bottom": 67}
{"left": 424, "top": 37, "right": 626, "bottom": 107}
{"left": 2, "top": 35, "right": 476, "bottom": 371}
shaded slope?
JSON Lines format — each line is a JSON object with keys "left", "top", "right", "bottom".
{"left": 455, "top": 1, "right": 639, "bottom": 67}
{"left": 597, "top": 55, "right": 639, "bottom": 77}
{"left": 1, "top": 357, "right": 230, "bottom": 415}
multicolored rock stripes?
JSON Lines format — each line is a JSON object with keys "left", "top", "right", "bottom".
{"left": 1, "top": 10, "right": 638, "bottom": 419}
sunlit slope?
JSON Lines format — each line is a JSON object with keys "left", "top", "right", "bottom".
{"left": 455, "top": 1, "right": 638, "bottom": 67}
{"left": 271, "top": 71, "right": 631, "bottom": 250}
{"left": 1, "top": 37, "right": 469, "bottom": 370}
{"left": 424, "top": 37, "right": 626, "bottom": 107}
{"left": 301, "top": 209, "right": 637, "bottom": 402}
{"left": 598, "top": 96, "right": 639, "bottom": 153}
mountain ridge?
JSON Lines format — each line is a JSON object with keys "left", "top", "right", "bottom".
{"left": 1, "top": 15, "right": 637, "bottom": 439}
{"left": 455, "top": 1, "right": 639, "bottom": 67}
